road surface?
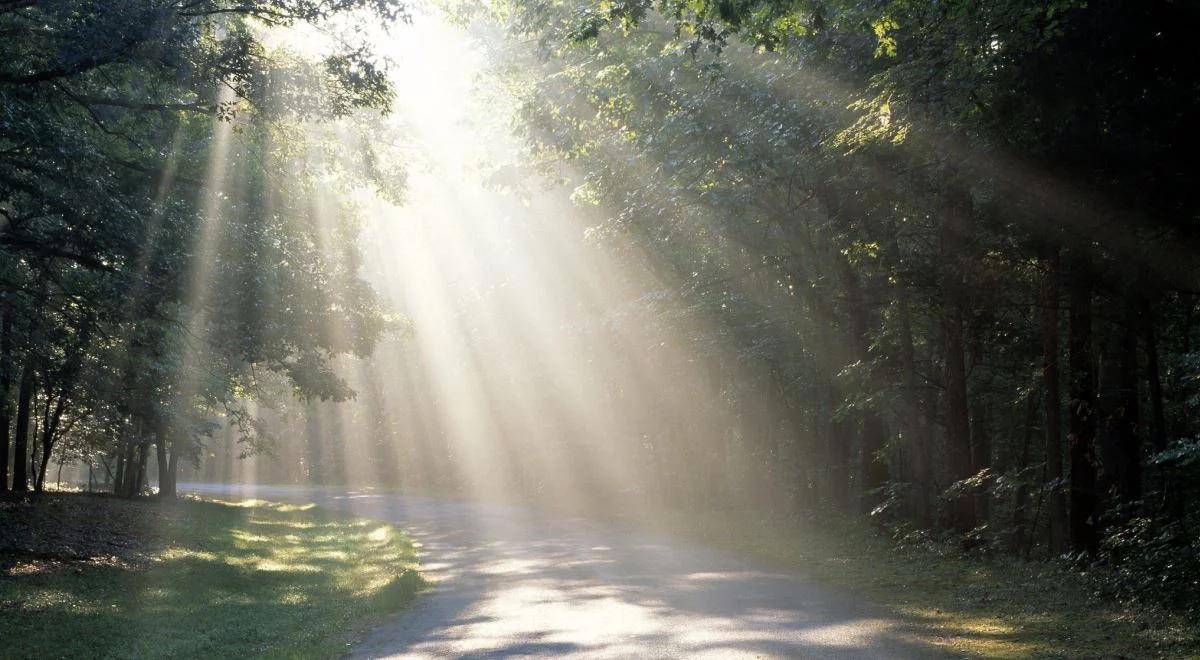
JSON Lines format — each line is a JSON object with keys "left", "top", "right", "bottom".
{"left": 183, "top": 484, "right": 938, "bottom": 659}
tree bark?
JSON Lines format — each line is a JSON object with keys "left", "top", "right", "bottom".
{"left": 1141, "top": 301, "right": 1167, "bottom": 454}
{"left": 1097, "top": 308, "right": 1141, "bottom": 512}
{"left": 1012, "top": 390, "right": 1037, "bottom": 554}
{"left": 830, "top": 412, "right": 853, "bottom": 511}
{"left": 1041, "top": 247, "right": 1067, "bottom": 552}
{"left": 166, "top": 441, "right": 180, "bottom": 498}
{"left": 11, "top": 357, "right": 35, "bottom": 492}
{"left": 34, "top": 388, "right": 66, "bottom": 492}
{"left": 836, "top": 253, "right": 888, "bottom": 514}
{"left": 968, "top": 320, "right": 991, "bottom": 524}
{"left": 0, "top": 298, "right": 12, "bottom": 491}
{"left": 944, "top": 308, "right": 976, "bottom": 532}
{"left": 155, "top": 431, "right": 170, "bottom": 497}
{"left": 117, "top": 434, "right": 138, "bottom": 497}
{"left": 940, "top": 179, "right": 976, "bottom": 533}
{"left": 896, "top": 280, "right": 932, "bottom": 527}
{"left": 113, "top": 437, "right": 128, "bottom": 496}
{"left": 156, "top": 429, "right": 180, "bottom": 499}
{"left": 1068, "top": 271, "right": 1098, "bottom": 554}
{"left": 132, "top": 438, "right": 150, "bottom": 495}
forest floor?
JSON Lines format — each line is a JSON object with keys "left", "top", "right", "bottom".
{"left": 625, "top": 510, "right": 1200, "bottom": 658}
{"left": 0, "top": 492, "right": 424, "bottom": 659}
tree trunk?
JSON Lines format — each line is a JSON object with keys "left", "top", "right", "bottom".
{"left": 0, "top": 298, "right": 11, "bottom": 492}
{"left": 860, "top": 412, "right": 888, "bottom": 514}
{"left": 1012, "top": 390, "right": 1037, "bottom": 554}
{"left": 113, "top": 437, "right": 128, "bottom": 496}
{"left": 132, "top": 438, "right": 150, "bottom": 495}
{"left": 35, "top": 443, "right": 52, "bottom": 492}
{"left": 830, "top": 411, "right": 853, "bottom": 511}
{"left": 1068, "top": 271, "right": 1098, "bottom": 554}
{"left": 968, "top": 319, "right": 991, "bottom": 525}
{"left": 157, "top": 431, "right": 180, "bottom": 499}
{"left": 896, "top": 282, "right": 932, "bottom": 527}
{"left": 1041, "top": 247, "right": 1067, "bottom": 552}
{"left": 166, "top": 442, "right": 180, "bottom": 497}
{"left": 837, "top": 254, "right": 888, "bottom": 514}
{"left": 1119, "top": 310, "right": 1141, "bottom": 503}
{"left": 1097, "top": 310, "right": 1140, "bottom": 512}
{"left": 117, "top": 435, "right": 137, "bottom": 497}
{"left": 940, "top": 179, "right": 976, "bottom": 533}
{"left": 944, "top": 309, "right": 976, "bottom": 532}
{"left": 1171, "top": 293, "right": 1196, "bottom": 444}
{"left": 34, "top": 390, "right": 66, "bottom": 492}
{"left": 11, "top": 357, "right": 35, "bottom": 492}
{"left": 156, "top": 429, "right": 171, "bottom": 497}
{"left": 970, "top": 396, "right": 991, "bottom": 523}
{"left": 1141, "top": 301, "right": 1167, "bottom": 454}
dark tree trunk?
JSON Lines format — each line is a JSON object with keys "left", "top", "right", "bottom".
{"left": 838, "top": 254, "right": 888, "bottom": 513}
{"left": 157, "top": 430, "right": 180, "bottom": 499}
{"left": 1097, "top": 308, "right": 1141, "bottom": 512}
{"left": 1119, "top": 315, "right": 1142, "bottom": 503}
{"left": 970, "top": 397, "right": 991, "bottom": 523}
{"left": 1012, "top": 390, "right": 1037, "bottom": 554}
{"left": 944, "top": 309, "right": 976, "bottom": 532}
{"left": 34, "top": 390, "right": 66, "bottom": 492}
{"left": 1141, "top": 301, "right": 1167, "bottom": 454}
{"left": 830, "top": 412, "right": 853, "bottom": 511}
{"left": 155, "top": 431, "right": 171, "bottom": 498}
{"left": 113, "top": 437, "right": 128, "bottom": 496}
{"left": 968, "top": 319, "right": 990, "bottom": 524}
{"left": 1068, "top": 272, "right": 1098, "bottom": 554}
{"left": 11, "top": 357, "right": 35, "bottom": 492}
{"left": 0, "top": 298, "right": 11, "bottom": 491}
{"left": 939, "top": 179, "right": 976, "bottom": 533}
{"left": 923, "top": 338, "right": 942, "bottom": 525}
{"left": 166, "top": 442, "right": 180, "bottom": 497}
{"left": 896, "top": 282, "right": 932, "bottom": 526}
{"left": 1041, "top": 247, "right": 1067, "bottom": 552}
{"left": 132, "top": 438, "right": 150, "bottom": 495}
{"left": 117, "top": 435, "right": 138, "bottom": 497}
{"left": 1172, "top": 293, "right": 1196, "bottom": 444}
{"left": 860, "top": 412, "right": 888, "bottom": 514}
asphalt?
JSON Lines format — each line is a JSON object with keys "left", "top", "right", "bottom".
{"left": 182, "top": 483, "right": 940, "bottom": 659}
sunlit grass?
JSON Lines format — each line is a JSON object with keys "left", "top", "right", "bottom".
{"left": 628, "top": 510, "right": 1200, "bottom": 658}
{"left": 0, "top": 498, "right": 424, "bottom": 659}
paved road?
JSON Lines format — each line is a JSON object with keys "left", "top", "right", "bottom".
{"left": 183, "top": 484, "right": 937, "bottom": 659}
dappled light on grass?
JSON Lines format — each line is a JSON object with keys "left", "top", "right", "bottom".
{"left": 0, "top": 497, "right": 424, "bottom": 659}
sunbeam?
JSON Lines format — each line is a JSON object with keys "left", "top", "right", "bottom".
{"left": 3, "top": 1, "right": 1197, "bottom": 657}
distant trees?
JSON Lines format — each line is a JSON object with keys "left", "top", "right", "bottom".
{"left": 1, "top": 0, "right": 405, "bottom": 496}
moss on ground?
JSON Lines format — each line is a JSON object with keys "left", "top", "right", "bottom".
{"left": 0, "top": 495, "right": 423, "bottom": 659}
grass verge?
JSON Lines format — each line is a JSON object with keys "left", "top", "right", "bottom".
{"left": 0, "top": 494, "right": 423, "bottom": 659}
{"left": 632, "top": 511, "right": 1199, "bottom": 658}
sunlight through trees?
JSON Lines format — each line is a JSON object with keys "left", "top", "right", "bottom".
{"left": 3, "top": 0, "right": 1199, "bottom": 641}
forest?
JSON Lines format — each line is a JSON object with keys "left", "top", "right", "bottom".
{"left": 2, "top": 0, "right": 1199, "bottom": 652}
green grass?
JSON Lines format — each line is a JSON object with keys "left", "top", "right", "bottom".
{"left": 0, "top": 497, "right": 424, "bottom": 659}
{"left": 633, "top": 510, "right": 1200, "bottom": 658}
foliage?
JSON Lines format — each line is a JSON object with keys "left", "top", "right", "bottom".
{"left": 429, "top": 0, "right": 1200, "bottom": 614}
{"left": 1, "top": 0, "right": 407, "bottom": 494}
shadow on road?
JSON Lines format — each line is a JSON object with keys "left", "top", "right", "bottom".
{"left": 184, "top": 483, "right": 944, "bottom": 659}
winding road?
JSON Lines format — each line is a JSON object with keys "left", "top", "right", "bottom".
{"left": 183, "top": 484, "right": 938, "bottom": 659}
